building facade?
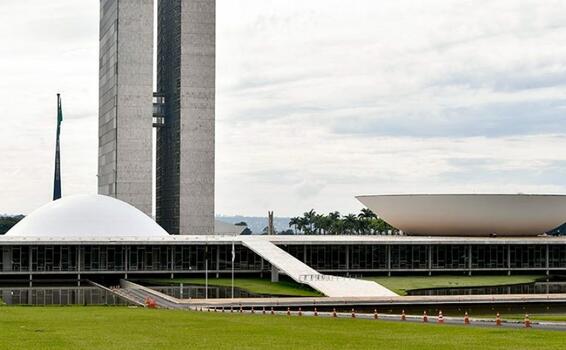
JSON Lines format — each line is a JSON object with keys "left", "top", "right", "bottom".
{"left": 0, "top": 238, "right": 565, "bottom": 286}
{"left": 98, "top": 0, "right": 154, "bottom": 217}
{"left": 98, "top": 0, "right": 216, "bottom": 234}
{"left": 156, "top": 0, "right": 216, "bottom": 235}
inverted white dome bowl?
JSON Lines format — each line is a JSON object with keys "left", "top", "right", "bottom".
{"left": 357, "top": 194, "right": 566, "bottom": 237}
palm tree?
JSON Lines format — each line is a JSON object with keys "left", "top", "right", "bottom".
{"left": 343, "top": 214, "right": 358, "bottom": 235}
{"left": 358, "top": 208, "right": 377, "bottom": 221}
{"left": 331, "top": 219, "right": 345, "bottom": 235}
{"left": 303, "top": 209, "right": 317, "bottom": 233}
{"left": 327, "top": 211, "right": 341, "bottom": 235}
{"left": 356, "top": 209, "right": 376, "bottom": 234}
{"left": 315, "top": 214, "right": 334, "bottom": 235}
{"left": 298, "top": 217, "right": 311, "bottom": 235}
{"left": 288, "top": 217, "right": 300, "bottom": 234}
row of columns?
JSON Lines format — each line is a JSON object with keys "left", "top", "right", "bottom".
{"left": 11, "top": 243, "right": 556, "bottom": 287}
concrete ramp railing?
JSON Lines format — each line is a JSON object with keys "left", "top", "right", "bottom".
{"left": 85, "top": 280, "right": 145, "bottom": 307}
{"left": 241, "top": 237, "right": 397, "bottom": 297}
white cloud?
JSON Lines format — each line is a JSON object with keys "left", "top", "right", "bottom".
{"left": 2, "top": 0, "right": 566, "bottom": 217}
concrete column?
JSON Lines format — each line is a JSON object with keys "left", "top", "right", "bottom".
{"left": 387, "top": 245, "right": 391, "bottom": 277}
{"left": 468, "top": 245, "right": 472, "bottom": 276}
{"left": 77, "top": 245, "right": 81, "bottom": 286}
{"left": 29, "top": 246, "right": 33, "bottom": 287}
{"left": 124, "top": 246, "right": 129, "bottom": 279}
{"left": 271, "top": 265, "right": 279, "bottom": 283}
{"left": 345, "top": 245, "right": 350, "bottom": 274}
{"left": 546, "top": 244, "right": 550, "bottom": 277}
{"left": 216, "top": 247, "right": 220, "bottom": 278}
{"left": 260, "top": 251, "right": 264, "bottom": 278}
{"left": 507, "top": 245, "right": 511, "bottom": 276}
{"left": 170, "top": 245, "right": 175, "bottom": 276}
{"left": 3, "top": 247, "right": 12, "bottom": 272}
{"left": 428, "top": 245, "right": 432, "bottom": 276}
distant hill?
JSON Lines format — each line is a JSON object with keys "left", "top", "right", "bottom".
{"left": 548, "top": 222, "right": 566, "bottom": 236}
{"left": 216, "top": 215, "right": 291, "bottom": 234}
{"left": 0, "top": 215, "right": 24, "bottom": 235}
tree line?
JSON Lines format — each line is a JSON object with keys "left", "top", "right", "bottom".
{"left": 288, "top": 209, "right": 399, "bottom": 235}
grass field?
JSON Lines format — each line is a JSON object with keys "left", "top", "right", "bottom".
{"left": 145, "top": 277, "right": 322, "bottom": 297}
{"left": 145, "top": 275, "right": 543, "bottom": 297}
{"left": 0, "top": 307, "right": 564, "bottom": 349}
{"left": 367, "top": 275, "right": 544, "bottom": 295}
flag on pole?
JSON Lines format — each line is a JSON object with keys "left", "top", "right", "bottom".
{"left": 53, "top": 94, "right": 63, "bottom": 200}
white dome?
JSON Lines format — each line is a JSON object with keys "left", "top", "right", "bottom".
{"left": 6, "top": 195, "right": 169, "bottom": 239}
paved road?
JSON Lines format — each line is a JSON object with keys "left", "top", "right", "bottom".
{"left": 180, "top": 293, "right": 566, "bottom": 308}
{"left": 204, "top": 307, "right": 566, "bottom": 331}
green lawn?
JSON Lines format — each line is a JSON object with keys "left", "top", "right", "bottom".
{"left": 144, "top": 275, "right": 544, "bottom": 297}
{"left": 145, "top": 277, "right": 322, "bottom": 297}
{"left": 367, "top": 275, "right": 544, "bottom": 295}
{"left": 0, "top": 307, "right": 563, "bottom": 349}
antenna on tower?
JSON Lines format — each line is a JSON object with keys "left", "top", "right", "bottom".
{"left": 53, "top": 93, "right": 63, "bottom": 200}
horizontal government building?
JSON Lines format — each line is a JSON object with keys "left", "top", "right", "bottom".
{"left": 3, "top": 195, "right": 566, "bottom": 294}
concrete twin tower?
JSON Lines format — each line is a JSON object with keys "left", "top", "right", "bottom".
{"left": 98, "top": 0, "right": 215, "bottom": 235}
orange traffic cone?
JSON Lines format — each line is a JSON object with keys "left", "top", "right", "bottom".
{"left": 314, "top": 308, "right": 318, "bottom": 317}
{"left": 401, "top": 310, "right": 406, "bottom": 321}
{"left": 332, "top": 308, "right": 337, "bottom": 318}
{"left": 374, "top": 309, "right": 379, "bottom": 320}
{"left": 524, "top": 314, "right": 531, "bottom": 328}
{"left": 496, "top": 313, "right": 502, "bottom": 326}
{"left": 437, "top": 311, "right": 444, "bottom": 324}
{"left": 464, "top": 312, "right": 470, "bottom": 325}
{"left": 423, "top": 311, "right": 428, "bottom": 323}
{"left": 351, "top": 308, "right": 356, "bottom": 318}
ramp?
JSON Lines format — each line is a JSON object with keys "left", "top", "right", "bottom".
{"left": 241, "top": 237, "right": 397, "bottom": 297}
{"left": 118, "top": 280, "right": 190, "bottom": 309}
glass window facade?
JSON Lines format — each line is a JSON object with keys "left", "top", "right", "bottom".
{"left": 0, "top": 243, "right": 564, "bottom": 276}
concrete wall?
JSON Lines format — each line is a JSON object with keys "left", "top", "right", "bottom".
{"left": 179, "top": 0, "right": 216, "bottom": 235}
{"left": 98, "top": 0, "right": 154, "bottom": 217}
{"left": 156, "top": 0, "right": 215, "bottom": 235}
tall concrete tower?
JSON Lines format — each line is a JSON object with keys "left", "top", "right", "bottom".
{"left": 98, "top": 0, "right": 154, "bottom": 217}
{"left": 98, "top": 0, "right": 215, "bottom": 234}
{"left": 156, "top": 0, "right": 216, "bottom": 235}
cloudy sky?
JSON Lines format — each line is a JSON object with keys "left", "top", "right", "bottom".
{"left": 1, "top": 0, "right": 566, "bottom": 217}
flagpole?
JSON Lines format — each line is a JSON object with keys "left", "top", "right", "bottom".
{"left": 53, "top": 93, "right": 63, "bottom": 201}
